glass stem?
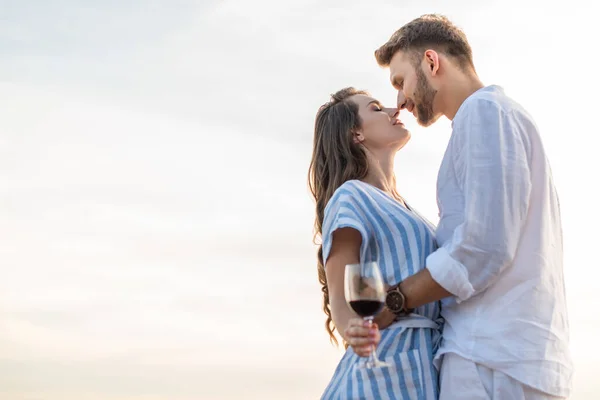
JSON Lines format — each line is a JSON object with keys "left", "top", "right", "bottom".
{"left": 365, "top": 317, "right": 378, "bottom": 367}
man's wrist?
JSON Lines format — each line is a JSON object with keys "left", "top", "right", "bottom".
{"left": 385, "top": 284, "right": 413, "bottom": 315}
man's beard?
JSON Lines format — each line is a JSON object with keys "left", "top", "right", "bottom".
{"left": 414, "top": 67, "right": 438, "bottom": 127}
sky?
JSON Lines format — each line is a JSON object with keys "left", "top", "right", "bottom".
{"left": 0, "top": 0, "right": 599, "bottom": 399}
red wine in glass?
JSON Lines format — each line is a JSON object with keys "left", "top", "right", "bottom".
{"left": 349, "top": 300, "right": 384, "bottom": 318}
{"left": 345, "top": 262, "right": 390, "bottom": 368}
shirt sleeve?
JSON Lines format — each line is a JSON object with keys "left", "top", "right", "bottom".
{"left": 322, "top": 184, "right": 372, "bottom": 266}
{"left": 426, "top": 99, "right": 532, "bottom": 302}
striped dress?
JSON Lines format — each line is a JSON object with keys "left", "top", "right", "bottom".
{"left": 321, "top": 180, "right": 443, "bottom": 400}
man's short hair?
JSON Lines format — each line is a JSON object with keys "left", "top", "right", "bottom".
{"left": 375, "top": 14, "right": 475, "bottom": 71}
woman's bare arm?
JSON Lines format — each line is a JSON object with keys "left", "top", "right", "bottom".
{"left": 325, "top": 227, "right": 396, "bottom": 340}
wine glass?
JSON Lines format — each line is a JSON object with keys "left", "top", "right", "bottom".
{"left": 345, "top": 261, "right": 390, "bottom": 368}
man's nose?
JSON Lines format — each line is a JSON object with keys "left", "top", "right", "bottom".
{"left": 396, "top": 91, "right": 408, "bottom": 110}
{"left": 397, "top": 92, "right": 415, "bottom": 113}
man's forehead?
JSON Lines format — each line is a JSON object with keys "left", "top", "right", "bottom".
{"left": 389, "top": 51, "right": 409, "bottom": 75}
{"left": 391, "top": 50, "right": 409, "bottom": 62}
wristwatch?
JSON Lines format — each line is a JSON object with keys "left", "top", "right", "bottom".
{"left": 385, "top": 285, "right": 411, "bottom": 316}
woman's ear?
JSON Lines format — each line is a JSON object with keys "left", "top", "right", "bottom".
{"left": 352, "top": 129, "right": 365, "bottom": 144}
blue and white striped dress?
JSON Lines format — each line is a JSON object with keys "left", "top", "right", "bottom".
{"left": 321, "top": 180, "right": 443, "bottom": 400}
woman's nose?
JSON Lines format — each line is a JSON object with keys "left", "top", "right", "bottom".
{"left": 384, "top": 107, "right": 399, "bottom": 118}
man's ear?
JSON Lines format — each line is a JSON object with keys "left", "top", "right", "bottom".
{"left": 423, "top": 49, "right": 440, "bottom": 76}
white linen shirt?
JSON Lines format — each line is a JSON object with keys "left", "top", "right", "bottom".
{"left": 426, "top": 85, "right": 573, "bottom": 397}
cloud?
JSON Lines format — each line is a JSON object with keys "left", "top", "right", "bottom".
{"left": 1, "top": 1, "right": 599, "bottom": 398}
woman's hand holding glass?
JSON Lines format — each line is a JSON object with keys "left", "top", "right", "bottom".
{"left": 344, "top": 318, "right": 381, "bottom": 357}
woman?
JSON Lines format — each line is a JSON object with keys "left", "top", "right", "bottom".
{"left": 308, "top": 87, "right": 443, "bottom": 399}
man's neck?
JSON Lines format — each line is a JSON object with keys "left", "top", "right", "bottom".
{"left": 441, "top": 72, "right": 485, "bottom": 120}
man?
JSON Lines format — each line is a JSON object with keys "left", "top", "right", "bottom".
{"left": 374, "top": 14, "right": 572, "bottom": 399}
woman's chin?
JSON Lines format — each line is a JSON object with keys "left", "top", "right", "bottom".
{"left": 398, "top": 131, "right": 411, "bottom": 150}
{"left": 399, "top": 131, "right": 411, "bottom": 146}
{"left": 393, "top": 135, "right": 411, "bottom": 152}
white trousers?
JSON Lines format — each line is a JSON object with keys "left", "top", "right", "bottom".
{"left": 439, "top": 353, "right": 565, "bottom": 400}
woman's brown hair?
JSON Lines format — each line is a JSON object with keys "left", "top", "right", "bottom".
{"left": 308, "top": 87, "right": 370, "bottom": 344}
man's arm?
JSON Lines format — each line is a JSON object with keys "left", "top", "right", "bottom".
{"left": 398, "top": 268, "right": 451, "bottom": 309}
{"left": 400, "top": 100, "right": 532, "bottom": 307}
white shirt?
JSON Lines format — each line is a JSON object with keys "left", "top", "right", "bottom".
{"left": 426, "top": 85, "right": 573, "bottom": 397}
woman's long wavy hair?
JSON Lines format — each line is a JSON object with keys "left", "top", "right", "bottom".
{"left": 308, "top": 87, "right": 371, "bottom": 345}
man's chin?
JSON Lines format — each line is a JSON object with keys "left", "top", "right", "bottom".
{"left": 417, "top": 118, "right": 435, "bottom": 127}
{"left": 417, "top": 114, "right": 440, "bottom": 128}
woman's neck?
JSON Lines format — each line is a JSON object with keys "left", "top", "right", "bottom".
{"left": 362, "top": 150, "right": 404, "bottom": 203}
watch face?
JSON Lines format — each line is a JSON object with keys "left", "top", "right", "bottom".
{"left": 386, "top": 290, "right": 403, "bottom": 312}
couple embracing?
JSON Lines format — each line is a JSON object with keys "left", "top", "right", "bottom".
{"left": 308, "top": 14, "right": 572, "bottom": 400}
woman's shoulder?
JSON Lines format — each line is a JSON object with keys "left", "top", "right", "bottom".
{"left": 335, "top": 179, "right": 366, "bottom": 195}
{"left": 322, "top": 181, "right": 373, "bottom": 239}
{"left": 325, "top": 180, "right": 368, "bottom": 211}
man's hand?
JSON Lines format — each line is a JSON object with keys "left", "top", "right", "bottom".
{"left": 373, "top": 285, "right": 396, "bottom": 329}
{"left": 374, "top": 306, "right": 396, "bottom": 330}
